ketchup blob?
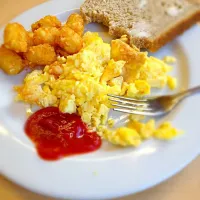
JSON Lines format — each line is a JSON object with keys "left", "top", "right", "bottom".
{"left": 25, "top": 107, "right": 101, "bottom": 160}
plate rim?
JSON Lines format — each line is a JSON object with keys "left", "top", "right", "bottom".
{"left": 0, "top": 0, "right": 200, "bottom": 199}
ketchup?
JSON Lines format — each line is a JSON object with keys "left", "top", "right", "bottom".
{"left": 25, "top": 107, "right": 101, "bottom": 160}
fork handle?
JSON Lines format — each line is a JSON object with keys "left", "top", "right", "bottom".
{"left": 176, "top": 85, "right": 200, "bottom": 99}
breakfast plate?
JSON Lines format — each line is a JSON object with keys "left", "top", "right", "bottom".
{"left": 0, "top": 0, "right": 200, "bottom": 199}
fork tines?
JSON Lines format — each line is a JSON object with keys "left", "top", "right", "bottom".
{"left": 108, "top": 94, "right": 156, "bottom": 116}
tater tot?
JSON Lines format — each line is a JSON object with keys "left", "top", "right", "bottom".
{"left": 24, "top": 44, "right": 56, "bottom": 66}
{"left": 33, "top": 27, "right": 59, "bottom": 46}
{"left": 27, "top": 31, "right": 34, "bottom": 47}
{"left": 0, "top": 46, "right": 24, "bottom": 75}
{"left": 31, "top": 15, "right": 61, "bottom": 31}
{"left": 55, "top": 47, "right": 69, "bottom": 57}
{"left": 65, "top": 13, "right": 84, "bottom": 36}
{"left": 56, "top": 26, "right": 83, "bottom": 54}
{"left": 4, "top": 23, "right": 28, "bottom": 53}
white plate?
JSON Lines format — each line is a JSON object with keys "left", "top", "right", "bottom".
{"left": 0, "top": 0, "right": 200, "bottom": 199}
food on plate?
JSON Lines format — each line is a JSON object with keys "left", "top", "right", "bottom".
{"left": 33, "top": 27, "right": 60, "bottom": 46}
{"left": 111, "top": 39, "right": 146, "bottom": 64}
{"left": 154, "top": 122, "right": 182, "bottom": 140}
{"left": 100, "top": 59, "right": 125, "bottom": 83}
{"left": 48, "top": 60, "right": 64, "bottom": 77}
{"left": 163, "top": 56, "right": 177, "bottom": 64}
{"left": 4, "top": 23, "right": 28, "bottom": 53}
{"left": 55, "top": 47, "right": 69, "bottom": 57}
{"left": 27, "top": 31, "right": 34, "bottom": 47}
{"left": 167, "top": 76, "right": 177, "bottom": 90}
{"left": 127, "top": 119, "right": 155, "bottom": 139}
{"left": 103, "top": 127, "right": 142, "bottom": 147}
{"left": 31, "top": 15, "right": 61, "bottom": 31}
{"left": 65, "top": 13, "right": 84, "bottom": 36}
{"left": 14, "top": 31, "right": 180, "bottom": 156}
{"left": 107, "top": 118, "right": 115, "bottom": 128}
{"left": 111, "top": 39, "right": 147, "bottom": 83}
{"left": 101, "top": 118, "right": 181, "bottom": 147}
{"left": 0, "top": 46, "right": 24, "bottom": 75}
{"left": 80, "top": 0, "right": 200, "bottom": 52}
{"left": 23, "top": 44, "right": 57, "bottom": 66}
{"left": 55, "top": 26, "right": 83, "bottom": 54}
{"left": 0, "top": 13, "right": 84, "bottom": 75}
{"left": 0, "top": 11, "right": 182, "bottom": 160}
{"left": 25, "top": 107, "right": 101, "bottom": 160}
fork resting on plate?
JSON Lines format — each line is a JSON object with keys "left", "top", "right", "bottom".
{"left": 108, "top": 86, "right": 200, "bottom": 116}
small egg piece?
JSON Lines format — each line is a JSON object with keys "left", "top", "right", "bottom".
{"left": 26, "top": 107, "right": 33, "bottom": 117}
{"left": 0, "top": 46, "right": 24, "bottom": 75}
{"left": 31, "top": 15, "right": 61, "bottom": 31}
{"left": 135, "top": 80, "right": 150, "bottom": 95}
{"left": 48, "top": 61, "right": 64, "bottom": 77}
{"left": 163, "top": 56, "right": 176, "bottom": 64}
{"left": 104, "top": 127, "right": 141, "bottom": 147}
{"left": 82, "top": 112, "right": 92, "bottom": 124}
{"left": 129, "top": 114, "right": 145, "bottom": 121}
{"left": 33, "top": 27, "right": 60, "bottom": 46}
{"left": 65, "top": 13, "right": 84, "bottom": 36}
{"left": 100, "top": 59, "right": 125, "bottom": 83}
{"left": 167, "top": 76, "right": 177, "bottom": 90}
{"left": 140, "top": 56, "right": 172, "bottom": 88}
{"left": 56, "top": 26, "right": 83, "bottom": 55}
{"left": 59, "top": 94, "right": 76, "bottom": 114}
{"left": 154, "top": 122, "right": 181, "bottom": 140}
{"left": 108, "top": 76, "right": 123, "bottom": 87}
{"left": 107, "top": 118, "right": 115, "bottom": 128}
{"left": 128, "top": 119, "right": 155, "bottom": 139}
{"left": 120, "top": 82, "right": 129, "bottom": 95}
{"left": 83, "top": 32, "right": 103, "bottom": 46}
{"left": 4, "top": 23, "right": 28, "bottom": 53}
{"left": 24, "top": 44, "right": 56, "bottom": 66}
{"left": 126, "top": 83, "right": 138, "bottom": 97}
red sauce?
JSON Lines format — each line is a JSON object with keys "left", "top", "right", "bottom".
{"left": 25, "top": 107, "right": 101, "bottom": 161}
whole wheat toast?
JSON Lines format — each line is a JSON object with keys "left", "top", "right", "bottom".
{"left": 80, "top": 0, "right": 200, "bottom": 52}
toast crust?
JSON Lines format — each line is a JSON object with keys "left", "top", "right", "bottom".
{"left": 135, "top": 9, "right": 200, "bottom": 52}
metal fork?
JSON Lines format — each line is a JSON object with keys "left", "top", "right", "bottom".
{"left": 108, "top": 86, "right": 200, "bottom": 116}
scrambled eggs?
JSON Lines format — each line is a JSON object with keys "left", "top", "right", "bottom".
{"left": 154, "top": 122, "right": 182, "bottom": 140}
{"left": 15, "top": 31, "right": 180, "bottom": 147}
{"left": 102, "top": 119, "right": 181, "bottom": 147}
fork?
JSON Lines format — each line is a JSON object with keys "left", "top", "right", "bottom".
{"left": 108, "top": 86, "right": 200, "bottom": 116}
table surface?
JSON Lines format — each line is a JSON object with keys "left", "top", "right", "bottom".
{"left": 0, "top": 0, "right": 200, "bottom": 199}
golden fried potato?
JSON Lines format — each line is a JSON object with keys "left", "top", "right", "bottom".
{"left": 31, "top": 15, "right": 61, "bottom": 31}
{"left": 24, "top": 44, "right": 56, "bottom": 66}
{"left": 65, "top": 13, "right": 84, "bottom": 36}
{"left": 33, "top": 27, "right": 59, "bottom": 46}
{"left": 55, "top": 47, "right": 69, "bottom": 57}
{"left": 0, "top": 46, "right": 24, "bottom": 75}
{"left": 4, "top": 23, "right": 28, "bottom": 53}
{"left": 27, "top": 31, "right": 34, "bottom": 47}
{"left": 56, "top": 26, "right": 83, "bottom": 54}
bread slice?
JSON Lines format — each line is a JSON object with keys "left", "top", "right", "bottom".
{"left": 80, "top": 0, "right": 200, "bottom": 52}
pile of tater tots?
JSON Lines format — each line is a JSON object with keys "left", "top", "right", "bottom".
{"left": 0, "top": 14, "right": 84, "bottom": 75}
